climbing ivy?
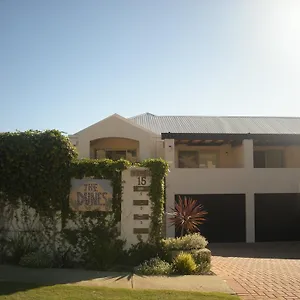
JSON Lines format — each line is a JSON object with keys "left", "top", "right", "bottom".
{"left": 0, "top": 130, "right": 169, "bottom": 243}
{"left": 0, "top": 130, "right": 77, "bottom": 215}
{"left": 139, "top": 159, "right": 169, "bottom": 244}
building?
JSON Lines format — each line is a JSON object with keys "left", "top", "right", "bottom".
{"left": 69, "top": 113, "right": 300, "bottom": 243}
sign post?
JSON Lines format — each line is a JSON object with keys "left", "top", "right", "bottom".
{"left": 121, "top": 167, "right": 152, "bottom": 248}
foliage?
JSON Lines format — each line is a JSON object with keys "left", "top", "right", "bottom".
{"left": 135, "top": 257, "right": 172, "bottom": 276}
{"left": 6, "top": 233, "right": 39, "bottom": 264}
{"left": 0, "top": 129, "right": 169, "bottom": 270}
{"left": 191, "top": 248, "right": 211, "bottom": 265}
{"left": 191, "top": 249, "right": 211, "bottom": 274}
{"left": 162, "top": 233, "right": 208, "bottom": 251}
{"left": 195, "top": 261, "right": 211, "bottom": 274}
{"left": 52, "top": 246, "right": 74, "bottom": 269}
{"left": 19, "top": 251, "right": 53, "bottom": 268}
{"left": 172, "top": 252, "right": 197, "bottom": 275}
{"left": 0, "top": 130, "right": 77, "bottom": 215}
{"left": 63, "top": 215, "right": 126, "bottom": 271}
{"left": 0, "top": 229, "right": 8, "bottom": 263}
{"left": 139, "top": 159, "right": 169, "bottom": 244}
{"left": 169, "top": 196, "right": 207, "bottom": 237}
{"left": 126, "top": 239, "right": 170, "bottom": 266}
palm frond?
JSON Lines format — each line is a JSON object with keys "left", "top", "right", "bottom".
{"left": 168, "top": 196, "right": 207, "bottom": 236}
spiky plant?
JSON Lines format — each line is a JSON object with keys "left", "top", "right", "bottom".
{"left": 169, "top": 196, "right": 207, "bottom": 237}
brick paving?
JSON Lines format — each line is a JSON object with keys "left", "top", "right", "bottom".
{"left": 210, "top": 243, "right": 300, "bottom": 300}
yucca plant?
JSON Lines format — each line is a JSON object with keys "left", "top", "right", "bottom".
{"left": 168, "top": 196, "right": 207, "bottom": 237}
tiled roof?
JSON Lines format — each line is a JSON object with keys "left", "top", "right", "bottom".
{"left": 129, "top": 113, "right": 300, "bottom": 135}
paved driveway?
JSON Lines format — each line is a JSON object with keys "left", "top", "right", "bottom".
{"left": 210, "top": 242, "right": 300, "bottom": 300}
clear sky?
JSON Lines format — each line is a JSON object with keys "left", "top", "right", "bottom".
{"left": 1, "top": 0, "right": 300, "bottom": 134}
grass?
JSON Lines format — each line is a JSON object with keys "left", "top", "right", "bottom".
{"left": 0, "top": 282, "right": 239, "bottom": 300}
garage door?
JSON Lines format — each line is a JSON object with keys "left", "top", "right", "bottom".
{"left": 255, "top": 193, "right": 300, "bottom": 242}
{"left": 175, "top": 194, "right": 246, "bottom": 243}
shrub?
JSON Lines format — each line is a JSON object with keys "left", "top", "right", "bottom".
{"left": 19, "top": 251, "right": 53, "bottom": 268}
{"left": 126, "top": 240, "right": 170, "bottom": 266}
{"left": 173, "top": 252, "right": 197, "bottom": 275}
{"left": 52, "top": 246, "right": 74, "bottom": 268}
{"left": 191, "top": 249, "right": 211, "bottom": 274}
{"left": 63, "top": 217, "right": 126, "bottom": 271}
{"left": 7, "top": 233, "right": 38, "bottom": 264}
{"left": 195, "top": 261, "right": 211, "bottom": 274}
{"left": 135, "top": 257, "right": 172, "bottom": 276}
{"left": 0, "top": 234, "right": 8, "bottom": 263}
{"left": 191, "top": 248, "right": 211, "bottom": 264}
{"left": 162, "top": 233, "right": 207, "bottom": 251}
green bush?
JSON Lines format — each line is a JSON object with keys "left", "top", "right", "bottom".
{"left": 19, "top": 251, "right": 53, "bottom": 268}
{"left": 0, "top": 233, "right": 8, "bottom": 263}
{"left": 195, "top": 261, "right": 211, "bottom": 274}
{"left": 172, "top": 252, "right": 197, "bottom": 275}
{"left": 190, "top": 249, "right": 211, "bottom": 274}
{"left": 63, "top": 217, "right": 126, "bottom": 271}
{"left": 162, "top": 233, "right": 207, "bottom": 251}
{"left": 135, "top": 257, "right": 172, "bottom": 276}
{"left": 7, "top": 233, "right": 38, "bottom": 264}
{"left": 191, "top": 248, "right": 211, "bottom": 264}
{"left": 126, "top": 240, "right": 170, "bottom": 266}
{"left": 52, "top": 247, "right": 74, "bottom": 269}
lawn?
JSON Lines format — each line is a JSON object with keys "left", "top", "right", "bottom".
{"left": 0, "top": 282, "right": 239, "bottom": 300}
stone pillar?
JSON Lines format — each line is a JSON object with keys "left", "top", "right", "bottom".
{"left": 77, "top": 137, "right": 90, "bottom": 158}
{"left": 164, "top": 139, "right": 175, "bottom": 168}
{"left": 165, "top": 189, "right": 175, "bottom": 238}
{"left": 121, "top": 168, "right": 152, "bottom": 249}
{"left": 245, "top": 192, "right": 255, "bottom": 243}
{"left": 243, "top": 139, "right": 255, "bottom": 243}
{"left": 164, "top": 139, "right": 175, "bottom": 238}
{"left": 243, "top": 139, "right": 254, "bottom": 169}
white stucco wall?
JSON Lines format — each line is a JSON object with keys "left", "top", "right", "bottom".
{"left": 165, "top": 138, "right": 300, "bottom": 243}
{"left": 121, "top": 168, "right": 152, "bottom": 249}
{"left": 75, "top": 114, "right": 160, "bottom": 160}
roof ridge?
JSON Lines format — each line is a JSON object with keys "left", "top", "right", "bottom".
{"left": 148, "top": 115, "right": 300, "bottom": 119}
{"left": 129, "top": 112, "right": 156, "bottom": 119}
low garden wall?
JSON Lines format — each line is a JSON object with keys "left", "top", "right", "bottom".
{"left": 0, "top": 130, "right": 210, "bottom": 274}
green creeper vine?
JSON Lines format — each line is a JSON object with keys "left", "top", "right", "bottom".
{"left": 139, "top": 159, "right": 169, "bottom": 245}
{"left": 0, "top": 130, "right": 77, "bottom": 216}
{"left": 0, "top": 130, "right": 169, "bottom": 245}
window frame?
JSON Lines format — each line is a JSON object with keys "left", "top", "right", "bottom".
{"left": 178, "top": 149, "right": 220, "bottom": 168}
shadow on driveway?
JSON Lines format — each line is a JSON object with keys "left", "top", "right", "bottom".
{"left": 209, "top": 241, "right": 300, "bottom": 259}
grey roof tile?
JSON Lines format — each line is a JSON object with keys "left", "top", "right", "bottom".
{"left": 129, "top": 113, "right": 300, "bottom": 135}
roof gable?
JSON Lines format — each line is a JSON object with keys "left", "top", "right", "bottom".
{"left": 75, "top": 113, "right": 158, "bottom": 136}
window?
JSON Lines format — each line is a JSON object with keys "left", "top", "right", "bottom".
{"left": 199, "top": 152, "right": 218, "bottom": 168}
{"left": 254, "top": 150, "right": 284, "bottom": 168}
{"left": 178, "top": 151, "right": 198, "bottom": 168}
{"left": 106, "top": 150, "right": 126, "bottom": 160}
{"left": 95, "top": 149, "right": 137, "bottom": 162}
{"left": 178, "top": 151, "right": 218, "bottom": 168}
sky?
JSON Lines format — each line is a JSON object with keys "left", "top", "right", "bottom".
{"left": 1, "top": 0, "right": 300, "bottom": 134}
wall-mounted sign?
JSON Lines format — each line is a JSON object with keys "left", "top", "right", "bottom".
{"left": 133, "top": 186, "right": 150, "bottom": 192}
{"left": 69, "top": 179, "right": 113, "bottom": 211}
{"left": 130, "top": 169, "right": 151, "bottom": 177}
{"left": 133, "top": 200, "right": 149, "bottom": 206}
{"left": 133, "top": 214, "right": 150, "bottom": 220}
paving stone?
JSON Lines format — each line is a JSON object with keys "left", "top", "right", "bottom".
{"left": 210, "top": 242, "right": 300, "bottom": 300}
